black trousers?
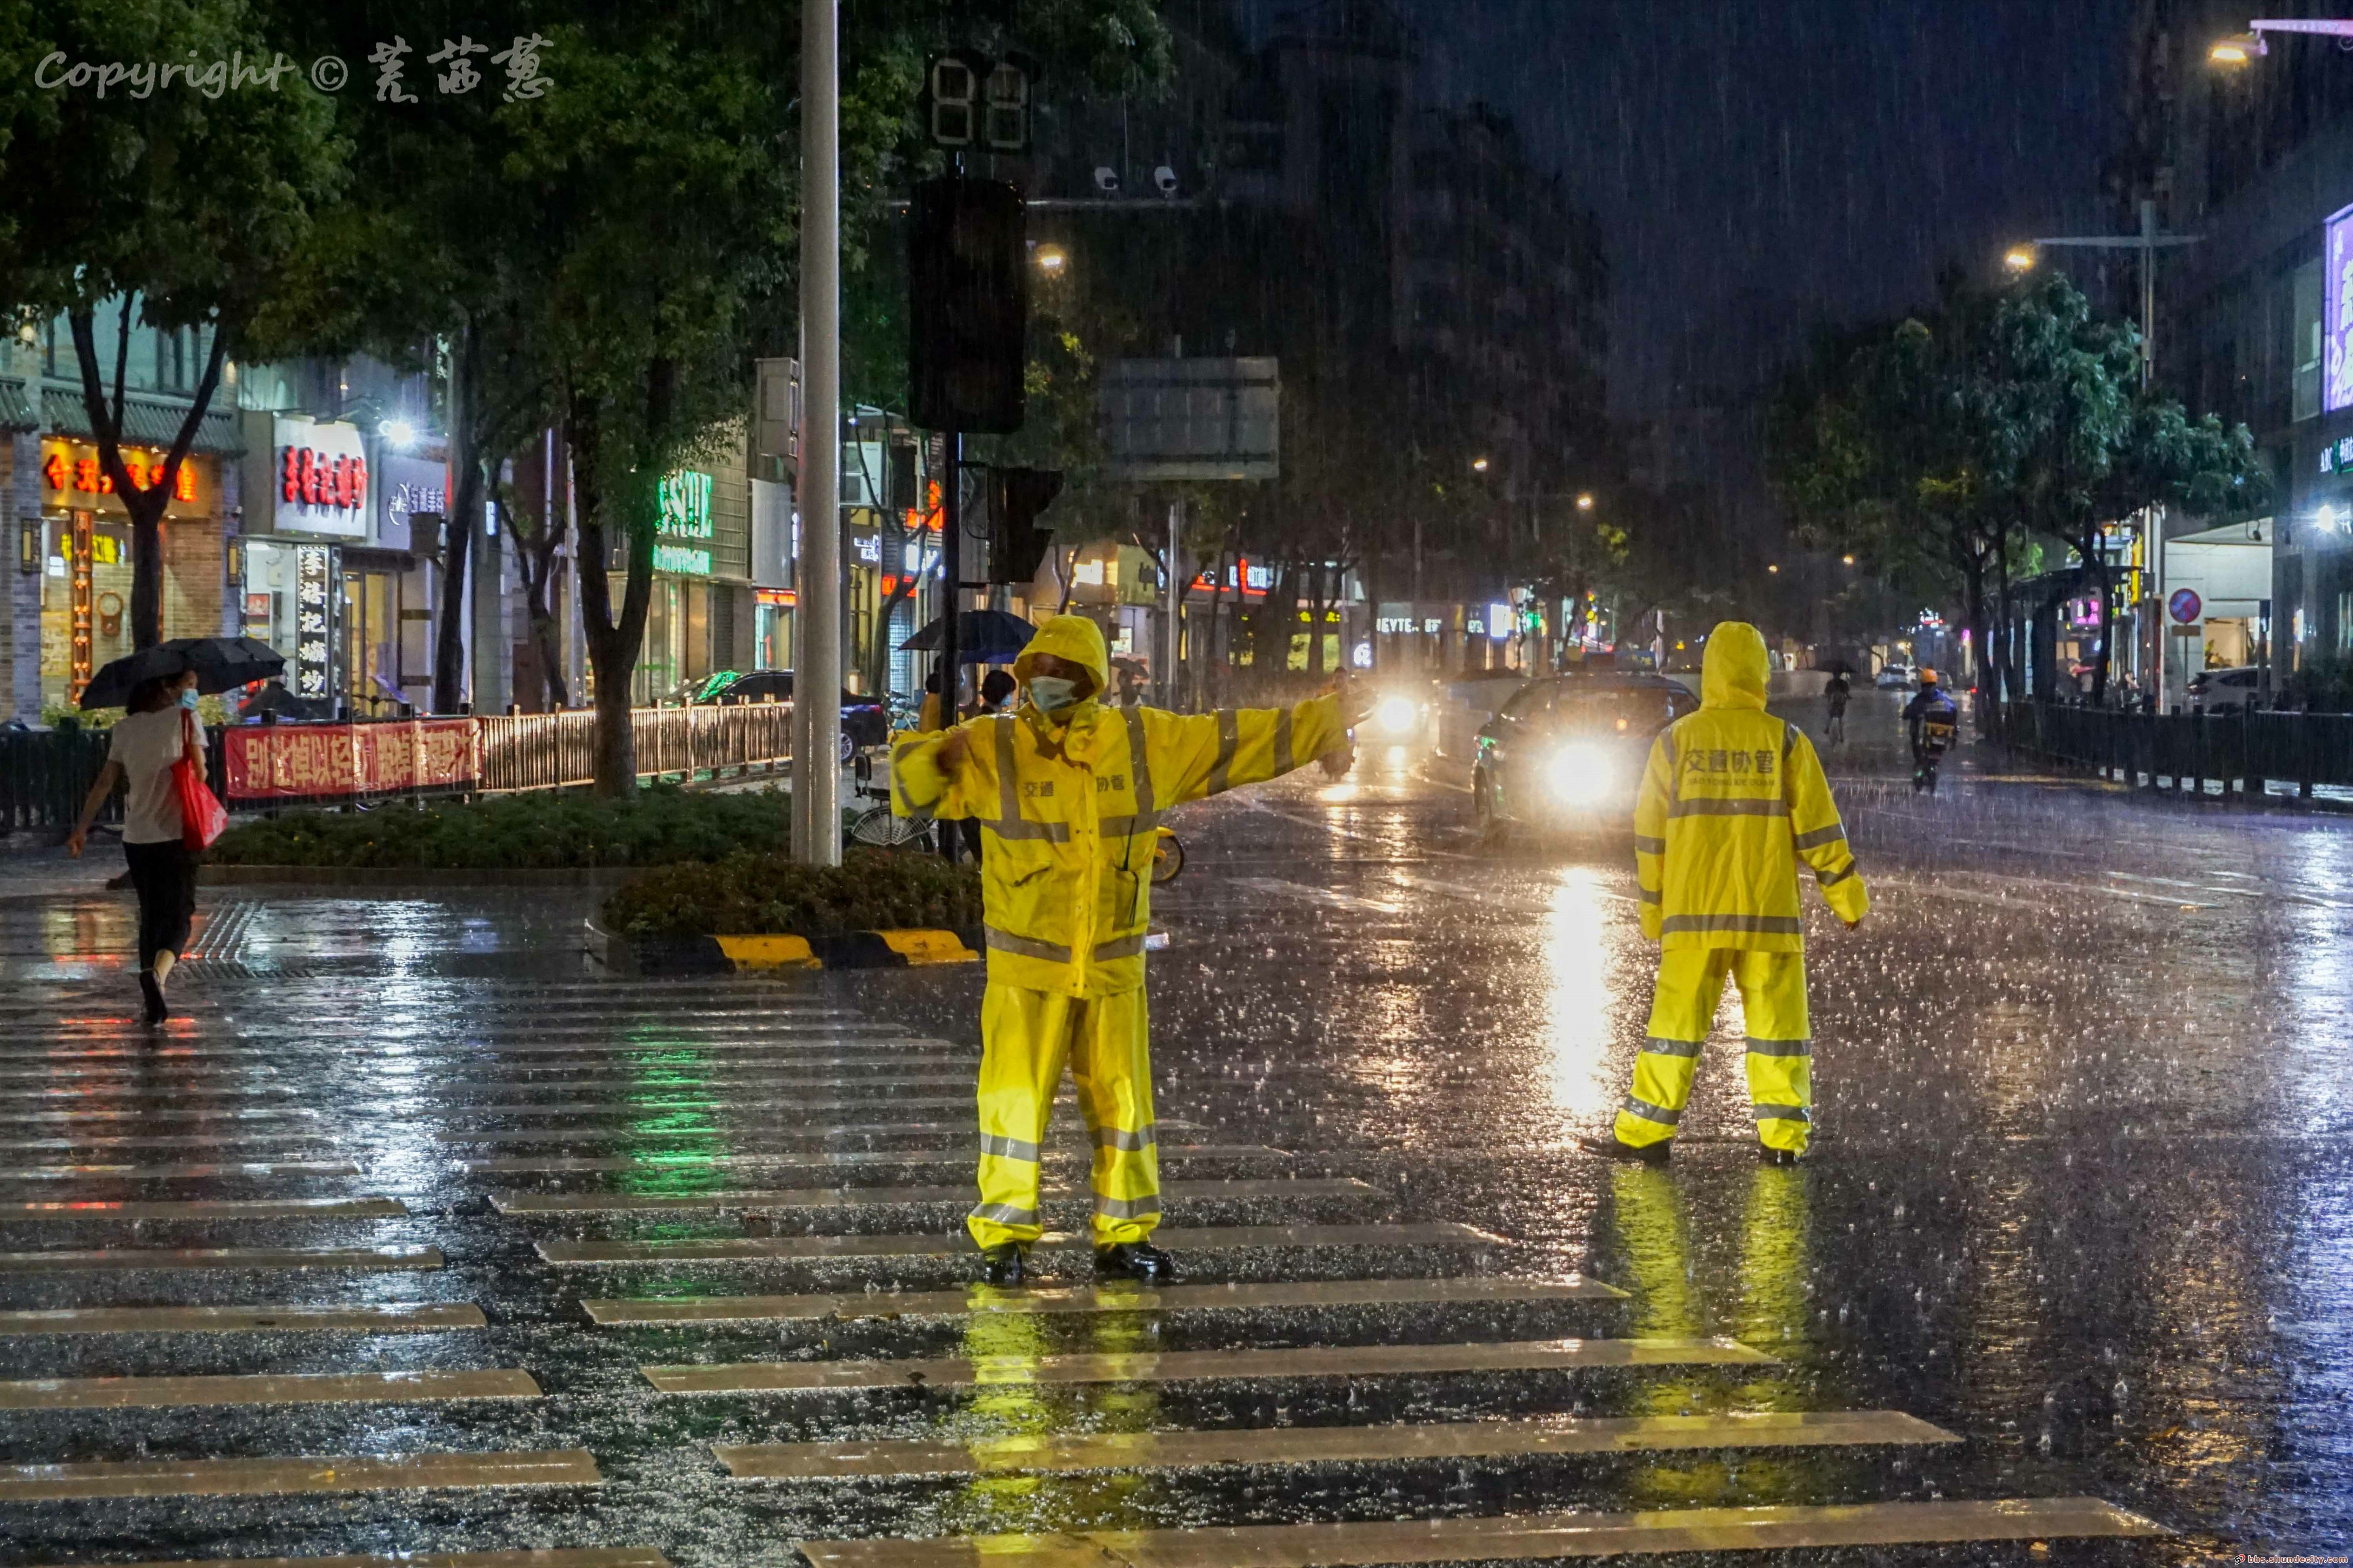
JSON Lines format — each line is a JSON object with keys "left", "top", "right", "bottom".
{"left": 122, "top": 840, "right": 197, "bottom": 973}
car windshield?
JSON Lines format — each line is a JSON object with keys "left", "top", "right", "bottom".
{"left": 1547, "top": 685, "right": 1694, "bottom": 732}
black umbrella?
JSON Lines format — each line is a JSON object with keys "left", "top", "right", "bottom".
{"left": 898, "top": 609, "right": 1036, "bottom": 663}
{"left": 79, "top": 637, "right": 288, "bottom": 710}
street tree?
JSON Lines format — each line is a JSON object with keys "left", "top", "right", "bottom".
{"left": 0, "top": 0, "right": 345, "bottom": 649}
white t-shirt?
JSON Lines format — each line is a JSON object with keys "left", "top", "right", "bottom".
{"left": 108, "top": 706, "right": 205, "bottom": 845}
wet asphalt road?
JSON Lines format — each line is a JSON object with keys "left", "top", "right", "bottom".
{"left": 0, "top": 689, "right": 2346, "bottom": 1564}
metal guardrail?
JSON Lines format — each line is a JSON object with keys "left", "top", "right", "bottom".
{"left": 2003, "top": 700, "right": 2353, "bottom": 797}
{"left": 478, "top": 702, "right": 795, "bottom": 792}
{"left": 2, "top": 702, "right": 795, "bottom": 832}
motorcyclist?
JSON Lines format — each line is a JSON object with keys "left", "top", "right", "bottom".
{"left": 1903, "top": 670, "right": 1958, "bottom": 758}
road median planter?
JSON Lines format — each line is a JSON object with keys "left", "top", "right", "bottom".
{"left": 594, "top": 849, "right": 985, "bottom": 975}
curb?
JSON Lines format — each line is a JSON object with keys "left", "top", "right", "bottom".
{"left": 586, "top": 921, "right": 984, "bottom": 976}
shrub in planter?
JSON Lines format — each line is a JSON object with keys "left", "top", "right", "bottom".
{"left": 602, "top": 848, "right": 983, "bottom": 939}
{"left": 212, "top": 784, "right": 792, "bottom": 869}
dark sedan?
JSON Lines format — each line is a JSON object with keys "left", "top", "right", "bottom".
{"left": 1471, "top": 671, "right": 1699, "bottom": 834}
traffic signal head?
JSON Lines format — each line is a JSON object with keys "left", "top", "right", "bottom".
{"left": 910, "top": 176, "right": 1027, "bottom": 433}
{"left": 989, "top": 466, "right": 1063, "bottom": 584}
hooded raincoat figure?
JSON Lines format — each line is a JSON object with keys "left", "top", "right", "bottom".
{"left": 891, "top": 615, "right": 1352, "bottom": 1283}
{"left": 1592, "top": 622, "right": 1868, "bottom": 1166}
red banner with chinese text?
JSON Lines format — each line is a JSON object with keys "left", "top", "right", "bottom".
{"left": 222, "top": 720, "right": 480, "bottom": 801}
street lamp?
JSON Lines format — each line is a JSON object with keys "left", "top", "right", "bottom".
{"left": 2210, "top": 19, "right": 2353, "bottom": 65}
{"left": 1472, "top": 456, "right": 1491, "bottom": 473}
{"left": 1842, "top": 554, "right": 1855, "bottom": 566}
{"left": 1032, "top": 242, "right": 1068, "bottom": 276}
{"left": 1575, "top": 492, "right": 1595, "bottom": 511}
{"left": 2001, "top": 199, "right": 2198, "bottom": 387}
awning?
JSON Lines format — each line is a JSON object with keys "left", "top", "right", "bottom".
{"left": 0, "top": 379, "right": 34, "bottom": 432}
{"left": 40, "top": 387, "right": 245, "bottom": 454}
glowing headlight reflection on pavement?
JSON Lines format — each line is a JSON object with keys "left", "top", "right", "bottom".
{"left": 1547, "top": 740, "right": 1615, "bottom": 804}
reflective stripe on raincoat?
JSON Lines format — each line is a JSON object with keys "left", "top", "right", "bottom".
{"left": 892, "top": 614, "right": 1348, "bottom": 997}
{"left": 1634, "top": 622, "right": 1867, "bottom": 951}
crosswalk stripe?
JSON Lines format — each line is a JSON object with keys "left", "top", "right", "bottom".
{"left": 0, "top": 1160, "right": 360, "bottom": 1181}
{"left": 18, "top": 1544, "right": 673, "bottom": 1553}
{"left": 0, "top": 1135, "right": 336, "bottom": 1153}
{"left": 1, "top": 1197, "right": 405, "bottom": 1222}
{"left": 0, "top": 1084, "right": 305, "bottom": 1102}
{"left": 0, "top": 1302, "right": 487, "bottom": 1335}
{"left": 791, "top": 1497, "right": 2167, "bottom": 1564}
{"left": 435, "top": 1096, "right": 980, "bottom": 1119}
{"left": 0, "top": 1368, "right": 540, "bottom": 1409}
{"left": 438, "top": 1117, "right": 1202, "bottom": 1146}
{"left": 0, "top": 1244, "right": 442, "bottom": 1273}
{"left": 465, "top": 1145, "right": 1285, "bottom": 1176}
{"left": 585, "top": 1276, "right": 1627, "bottom": 1325}
{"left": 644, "top": 1336, "right": 1772, "bottom": 1394}
{"left": 495, "top": 1178, "right": 1376, "bottom": 1215}
{"left": 0, "top": 1447, "right": 602, "bottom": 1501}
{"left": 0, "top": 1106, "right": 319, "bottom": 1125}
{"left": 543, "top": 1222, "right": 1499, "bottom": 1266}
{"left": 717, "top": 1410, "right": 1955, "bottom": 1478}
{"left": 4, "top": 1045, "right": 956, "bottom": 1067}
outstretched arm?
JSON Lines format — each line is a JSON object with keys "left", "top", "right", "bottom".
{"left": 1152, "top": 692, "right": 1352, "bottom": 806}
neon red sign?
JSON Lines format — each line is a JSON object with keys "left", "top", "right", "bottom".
{"left": 281, "top": 446, "right": 368, "bottom": 512}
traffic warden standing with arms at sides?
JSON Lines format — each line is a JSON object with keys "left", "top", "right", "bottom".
{"left": 1584, "top": 622, "right": 1868, "bottom": 1167}
{"left": 893, "top": 614, "right": 1361, "bottom": 1285}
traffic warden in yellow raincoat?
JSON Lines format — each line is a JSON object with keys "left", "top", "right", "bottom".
{"left": 1584, "top": 622, "right": 1868, "bottom": 1166}
{"left": 892, "top": 615, "right": 1354, "bottom": 1285}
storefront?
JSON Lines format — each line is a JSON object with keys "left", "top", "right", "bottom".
{"left": 628, "top": 447, "right": 754, "bottom": 705}
{"left": 35, "top": 436, "right": 225, "bottom": 710}
{"left": 237, "top": 415, "right": 381, "bottom": 715}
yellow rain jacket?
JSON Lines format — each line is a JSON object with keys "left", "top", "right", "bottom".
{"left": 1634, "top": 622, "right": 1867, "bottom": 950}
{"left": 892, "top": 615, "right": 1349, "bottom": 998}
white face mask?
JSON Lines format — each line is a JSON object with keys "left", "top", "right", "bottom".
{"left": 1026, "top": 676, "right": 1084, "bottom": 715}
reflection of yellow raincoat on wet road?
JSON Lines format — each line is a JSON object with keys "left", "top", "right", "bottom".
{"left": 892, "top": 615, "right": 1348, "bottom": 1247}
{"left": 1616, "top": 623, "right": 1868, "bottom": 1155}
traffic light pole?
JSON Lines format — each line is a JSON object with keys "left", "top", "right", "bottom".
{"left": 1164, "top": 496, "right": 1183, "bottom": 709}
{"left": 793, "top": 0, "right": 842, "bottom": 866}
{"left": 937, "top": 432, "right": 961, "bottom": 863}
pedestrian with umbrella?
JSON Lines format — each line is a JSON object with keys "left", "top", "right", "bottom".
{"left": 64, "top": 639, "right": 281, "bottom": 1024}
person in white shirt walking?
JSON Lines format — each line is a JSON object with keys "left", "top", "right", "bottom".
{"left": 67, "top": 671, "right": 206, "bottom": 1024}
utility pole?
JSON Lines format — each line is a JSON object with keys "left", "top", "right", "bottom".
{"left": 1164, "top": 496, "right": 1183, "bottom": 708}
{"left": 2011, "top": 199, "right": 2198, "bottom": 389}
{"left": 936, "top": 433, "right": 961, "bottom": 863}
{"left": 792, "top": 0, "right": 842, "bottom": 866}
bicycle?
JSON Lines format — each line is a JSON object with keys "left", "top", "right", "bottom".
{"left": 1150, "top": 825, "right": 1185, "bottom": 885}
{"left": 845, "top": 751, "right": 934, "bottom": 851}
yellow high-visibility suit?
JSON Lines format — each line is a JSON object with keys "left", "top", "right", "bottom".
{"left": 892, "top": 615, "right": 1348, "bottom": 1249}
{"left": 1615, "top": 623, "right": 1868, "bottom": 1155}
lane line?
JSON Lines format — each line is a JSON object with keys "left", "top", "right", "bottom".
{"left": 586, "top": 1276, "right": 1625, "bottom": 1325}
{"left": 792, "top": 1497, "right": 2167, "bottom": 1564}
{"left": 0, "top": 1303, "right": 486, "bottom": 1335}
{"left": 648, "top": 1336, "right": 1771, "bottom": 1394}
{"left": 495, "top": 1178, "right": 1377, "bottom": 1215}
{"left": 1, "top": 1197, "right": 405, "bottom": 1222}
{"left": 466, "top": 1145, "right": 1285, "bottom": 1176}
{"left": 0, "top": 1368, "right": 539, "bottom": 1410}
{"left": 0, "top": 1448, "right": 601, "bottom": 1501}
{"left": 544, "top": 1222, "right": 1501, "bottom": 1266}
{"left": 0, "top": 1245, "right": 442, "bottom": 1273}
{"left": 719, "top": 1410, "right": 1955, "bottom": 1477}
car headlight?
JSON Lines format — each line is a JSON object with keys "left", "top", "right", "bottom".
{"left": 1547, "top": 740, "right": 1617, "bottom": 804}
{"left": 1374, "top": 695, "right": 1421, "bottom": 735}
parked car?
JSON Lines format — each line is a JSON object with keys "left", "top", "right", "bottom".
{"left": 688, "top": 669, "right": 891, "bottom": 759}
{"left": 2187, "top": 665, "right": 2263, "bottom": 713}
{"left": 1471, "top": 672, "right": 1700, "bottom": 835}
{"left": 1874, "top": 664, "right": 1915, "bottom": 690}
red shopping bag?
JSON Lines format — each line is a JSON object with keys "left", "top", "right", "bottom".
{"left": 175, "top": 711, "right": 226, "bottom": 851}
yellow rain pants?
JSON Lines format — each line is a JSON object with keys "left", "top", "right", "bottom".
{"left": 969, "top": 982, "right": 1159, "bottom": 1250}
{"left": 1613, "top": 947, "right": 1812, "bottom": 1155}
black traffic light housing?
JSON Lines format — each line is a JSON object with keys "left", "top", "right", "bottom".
{"left": 910, "top": 176, "right": 1027, "bottom": 434}
{"left": 988, "top": 466, "right": 1064, "bottom": 584}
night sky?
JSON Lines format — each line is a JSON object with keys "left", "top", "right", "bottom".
{"left": 1255, "top": 0, "right": 2137, "bottom": 415}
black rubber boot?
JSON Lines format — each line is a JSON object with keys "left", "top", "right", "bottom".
{"left": 1094, "top": 1241, "right": 1178, "bottom": 1285}
{"left": 979, "top": 1243, "right": 1028, "bottom": 1287}
{"left": 1579, "top": 1133, "right": 1670, "bottom": 1165}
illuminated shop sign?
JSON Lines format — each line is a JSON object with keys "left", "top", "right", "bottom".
{"left": 40, "top": 439, "right": 198, "bottom": 503}
{"left": 273, "top": 417, "right": 368, "bottom": 538}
